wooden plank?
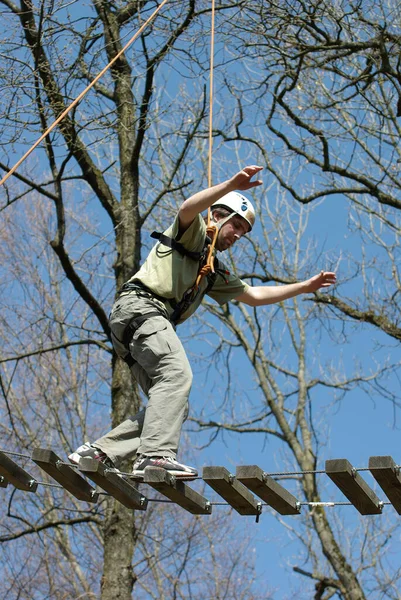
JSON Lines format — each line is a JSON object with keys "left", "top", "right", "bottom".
{"left": 0, "top": 451, "right": 37, "bottom": 492}
{"left": 203, "top": 466, "right": 261, "bottom": 516}
{"left": 32, "top": 448, "right": 98, "bottom": 503}
{"left": 369, "top": 455, "right": 401, "bottom": 515}
{"left": 79, "top": 457, "right": 147, "bottom": 510}
{"left": 144, "top": 467, "right": 211, "bottom": 515}
{"left": 236, "top": 465, "right": 300, "bottom": 515}
{"left": 325, "top": 458, "right": 382, "bottom": 515}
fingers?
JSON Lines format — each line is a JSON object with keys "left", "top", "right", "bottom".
{"left": 305, "top": 271, "right": 336, "bottom": 292}
{"left": 246, "top": 179, "right": 263, "bottom": 189}
{"left": 317, "top": 272, "right": 337, "bottom": 288}
{"left": 243, "top": 165, "right": 263, "bottom": 173}
{"left": 243, "top": 165, "right": 263, "bottom": 179}
{"left": 236, "top": 165, "right": 263, "bottom": 190}
{"left": 321, "top": 271, "right": 336, "bottom": 282}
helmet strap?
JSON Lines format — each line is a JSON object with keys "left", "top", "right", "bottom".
{"left": 211, "top": 210, "right": 234, "bottom": 230}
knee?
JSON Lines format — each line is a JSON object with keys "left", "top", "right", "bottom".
{"left": 161, "top": 356, "right": 192, "bottom": 393}
{"left": 128, "top": 408, "right": 146, "bottom": 430}
{"left": 174, "top": 360, "right": 193, "bottom": 390}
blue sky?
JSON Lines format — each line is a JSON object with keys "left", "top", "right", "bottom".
{"left": 176, "top": 185, "right": 401, "bottom": 597}
{"left": 1, "top": 3, "right": 401, "bottom": 597}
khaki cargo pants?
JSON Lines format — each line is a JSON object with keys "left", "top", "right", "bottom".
{"left": 94, "top": 292, "right": 192, "bottom": 467}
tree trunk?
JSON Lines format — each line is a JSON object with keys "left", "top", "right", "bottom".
{"left": 102, "top": 502, "right": 136, "bottom": 600}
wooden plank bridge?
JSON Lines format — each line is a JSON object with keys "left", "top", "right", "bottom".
{"left": 1, "top": 449, "right": 401, "bottom": 518}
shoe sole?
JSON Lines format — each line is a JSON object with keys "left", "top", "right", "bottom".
{"left": 68, "top": 453, "right": 119, "bottom": 473}
{"left": 68, "top": 453, "right": 81, "bottom": 465}
{"left": 132, "top": 468, "right": 198, "bottom": 480}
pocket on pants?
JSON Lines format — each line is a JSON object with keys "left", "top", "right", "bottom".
{"left": 131, "top": 317, "right": 181, "bottom": 363}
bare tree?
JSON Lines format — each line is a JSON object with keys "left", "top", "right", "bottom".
{"left": 186, "top": 189, "right": 401, "bottom": 599}
{"left": 184, "top": 1, "right": 401, "bottom": 597}
{"left": 222, "top": 0, "right": 401, "bottom": 338}
{"left": 0, "top": 0, "right": 262, "bottom": 598}
{"left": 1, "top": 0, "right": 401, "bottom": 599}
{"left": 0, "top": 194, "right": 267, "bottom": 600}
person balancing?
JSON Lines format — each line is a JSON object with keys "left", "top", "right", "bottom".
{"left": 69, "top": 165, "right": 336, "bottom": 479}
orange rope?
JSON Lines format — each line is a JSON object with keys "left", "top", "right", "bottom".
{"left": 207, "top": 0, "right": 215, "bottom": 192}
{"left": 0, "top": 0, "right": 169, "bottom": 187}
{"left": 195, "top": 225, "right": 218, "bottom": 287}
{"left": 197, "top": 0, "right": 218, "bottom": 288}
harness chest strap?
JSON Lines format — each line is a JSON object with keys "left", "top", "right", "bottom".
{"left": 150, "top": 229, "right": 225, "bottom": 322}
{"left": 119, "top": 263, "right": 222, "bottom": 367}
{"left": 150, "top": 231, "right": 207, "bottom": 260}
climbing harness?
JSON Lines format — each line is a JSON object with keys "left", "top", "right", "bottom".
{"left": 120, "top": 311, "right": 163, "bottom": 368}
{"left": 118, "top": 280, "right": 171, "bottom": 306}
{"left": 150, "top": 224, "right": 229, "bottom": 326}
{"left": 118, "top": 224, "right": 229, "bottom": 366}
{"left": 149, "top": 231, "right": 209, "bottom": 261}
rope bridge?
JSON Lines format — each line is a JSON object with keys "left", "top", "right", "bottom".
{"left": 1, "top": 448, "right": 400, "bottom": 523}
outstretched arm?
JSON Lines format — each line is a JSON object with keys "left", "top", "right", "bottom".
{"left": 235, "top": 271, "right": 337, "bottom": 307}
{"left": 178, "top": 165, "right": 263, "bottom": 233}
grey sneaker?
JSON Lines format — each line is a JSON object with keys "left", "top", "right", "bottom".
{"left": 68, "top": 442, "right": 116, "bottom": 470}
{"left": 132, "top": 455, "right": 198, "bottom": 480}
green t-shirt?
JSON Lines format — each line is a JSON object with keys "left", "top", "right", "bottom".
{"left": 128, "top": 214, "right": 249, "bottom": 323}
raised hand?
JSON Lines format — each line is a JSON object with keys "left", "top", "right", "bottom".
{"left": 230, "top": 165, "right": 263, "bottom": 191}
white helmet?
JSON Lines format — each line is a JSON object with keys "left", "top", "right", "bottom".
{"left": 212, "top": 192, "right": 256, "bottom": 232}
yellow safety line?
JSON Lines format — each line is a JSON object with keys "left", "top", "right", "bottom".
{"left": 202, "top": 0, "right": 218, "bottom": 281}
{"left": 206, "top": 0, "right": 216, "bottom": 235}
{"left": 207, "top": 0, "right": 215, "bottom": 192}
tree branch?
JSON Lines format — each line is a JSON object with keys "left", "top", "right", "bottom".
{"left": 0, "top": 516, "right": 101, "bottom": 542}
{"left": 308, "top": 294, "right": 401, "bottom": 341}
{"left": 18, "top": 0, "right": 118, "bottom": 223}
{"left": 0, "top": 339, "right": 111, "bottom": 364}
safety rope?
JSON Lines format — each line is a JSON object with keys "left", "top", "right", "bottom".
{"left": 207, "top": 0, "right": 215, "bottom": 191}
{"left": 0, "top": 0, "right": 170, "bottom": 187}
{"left": 1, "top": 0, "right": 218, "bottom": 292}
{"left": 194, "top": 223, "right": 218, "bottom": 288}
{"left": 196, "top": 0, "right": 218, "bottom": 289}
